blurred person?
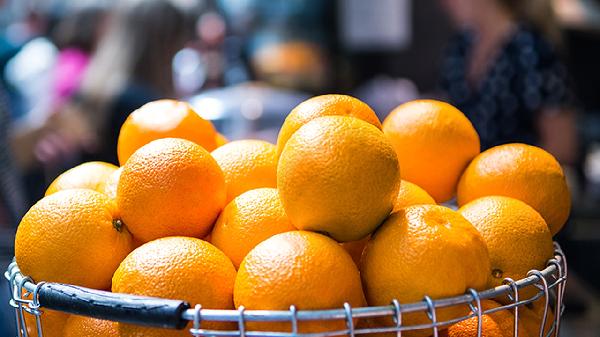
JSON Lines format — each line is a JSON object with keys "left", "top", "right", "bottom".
{"left": 28, "top": 5, "right": 108, "bottom": 167}
{"left": 50, "top": 5, "right": 107, "bottom": 109}
{"left": 65, "top": 0, "right": 191, "bottom": 164}
{"left": 0, "top": 83, "right": 26, "bottom": 227}
{"left": 2, "top": 0, "right": 81, "bottom": 120}
{"left": 197, "top": 11, "right": 227, "bottom": 89}
{"left": 4, "top": 35, "right": 56, "bottom": 120}
{"left": 7, "top": 5, "right": 108, "bottom": 203}
{"left": 2, "top": 2, "right": 62, "bottom": 204}
{"left": 439, "top": 0, "right": 578, "bottom": 164}
{"left": 174, "top": 10, "right": 231, "bottom": 96}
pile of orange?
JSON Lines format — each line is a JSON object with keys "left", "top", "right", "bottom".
{"left": 14, "top": 96, "right": 569, "bottom": 337}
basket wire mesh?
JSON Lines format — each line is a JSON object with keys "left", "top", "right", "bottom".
{"left": 5, "top": 242, "right": 567, "bottom": 337}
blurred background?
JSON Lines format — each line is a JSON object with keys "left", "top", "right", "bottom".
{"left": 0, "top": 0, "right": 599, "bottom": 335}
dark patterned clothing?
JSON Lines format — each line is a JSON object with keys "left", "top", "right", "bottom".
{"left": 441, "top": 24, "right": 574, "bottom": 150}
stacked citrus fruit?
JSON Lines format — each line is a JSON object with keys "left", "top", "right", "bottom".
{"left": 14, "top": 96, "right": 569, "bottom": 336}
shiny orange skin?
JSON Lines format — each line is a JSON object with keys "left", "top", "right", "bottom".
{"left": 63, "top": 316, "right": 119, "bottom": 337}
{"left": 276, "top": 94, "right": 382, "bottom": 157}
{"left": 234, "top": 231, "right": 365, "bottom": 333}
{"left": 278, "top": 116, "right": 400, "bottom": 242}
{"left": 458, "top": 196, "right": 554, "bottom": 296}
{"left": 117, "top": 99, "right": 217, "bottom": 165}
{"left": 383, "top": 100, "right": 480, "bottom": 202}
{"left": 393, "top": 180, "right": 436, "bottom": 212}
{"left": 112, "top": 237, "right": 236, "bottom": 336}
{"left": 211, "top": 188, "right": 296, "bottom": 268}
{"left": 102, "top": 167, "right": 122, "bottom": 201}
{"left": 457, "top": 143, "right": 571, "bottom": 235}
{"left": 25, "top": 308, "right": 69, "bottom": 337}
{"left": 211, "top": 140, "right": 278, "bottom": 202}
{"left": 45, "top": 162, "right": 118, "bottom": 196}
{"left": 448, "top": 300, "right": 532, "bottom": 337}
{"left": 361, "top": 205, "right": 490, "bottom": 337}
{"left": 117, "top": 138, "right": 226, "bottom": 243}
{"left": 15, "top": 189, "right": 134, "bottom": 289}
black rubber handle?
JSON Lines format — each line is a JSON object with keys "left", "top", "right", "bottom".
{"left": 38, "top": 283, "right": 190, "bottom": 329}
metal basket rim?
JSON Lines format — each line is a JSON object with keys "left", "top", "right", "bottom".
{"left": 5, "top": 243, "right": 566, "bottom": 326}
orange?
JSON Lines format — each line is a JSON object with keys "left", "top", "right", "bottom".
{"left": 45, "top": 161, "right": 118, "bottom": 196}
{"left": 447, "top": 300, "right": 531, "bottom": 337}
{"left": 15, "top": 189, "right": 134, "bottom": 289}
{"left": 25, "top": 308, "right": 69, "bottom": 337}
{"left": 112, "top": 237, "right": 236, "bottom": 337}
{"left": 211, "top": 140, "right": 278, "bottom": 202}
{"left": 211, "top": 188, "right": 296, "bottom": 268}
{"left": 278, "top": 116, "right": 400, "bottom": 242}
{"left": 458, "top": 196, "right": 554, "bottom": 297}
{"left": 342, "top": 181, "right": 434, "bottom": 270}
{"left": 522, "top": 300, "right": 555, "bottom": 337}
{"left": 276, "top": 94, "right": 382, "bottom": 157}
{"left": 457, "top": 143, "right": 571, "bottom": 235}
{"left": 382, "top": 100, "right": 480, "bottom": 202}
{"left": 341, "top": 235, "right": 370, "bottom": 267}
{"left": 447, "top": 302, "right": 552, "bottom": 337}
{"left": 215, "top": 132, "right": 228, "bottom": 147}
{"left": 393, "top": 180, "right": 436, "bottom": 212}
{"left": 102, "top": 167, "right": 122, "bottom": 201}
{"left": 63, "top": 316, "right": 118, "bottom": 337}
{"left": 234, "top": 231, "right": 365, "bottom": 333}
{"left": 117, "top": 99, "right": 217, "bottom": 165}
{"left": 360, "top": 205, "right": 490, "bottom": 337}
{"left": 117, "top": 138, "right": 226, "bottom": 243}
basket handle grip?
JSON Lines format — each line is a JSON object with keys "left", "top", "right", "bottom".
{"left": 37, "top": 283, "right": 190, "bottom": 329}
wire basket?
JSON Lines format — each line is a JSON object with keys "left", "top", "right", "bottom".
{"left": 5, "top": 242, "right": 567, "bottom": 337}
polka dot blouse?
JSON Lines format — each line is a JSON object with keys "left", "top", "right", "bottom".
{"left": 441, "top": 24, "right": 574, "bottom": 150}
